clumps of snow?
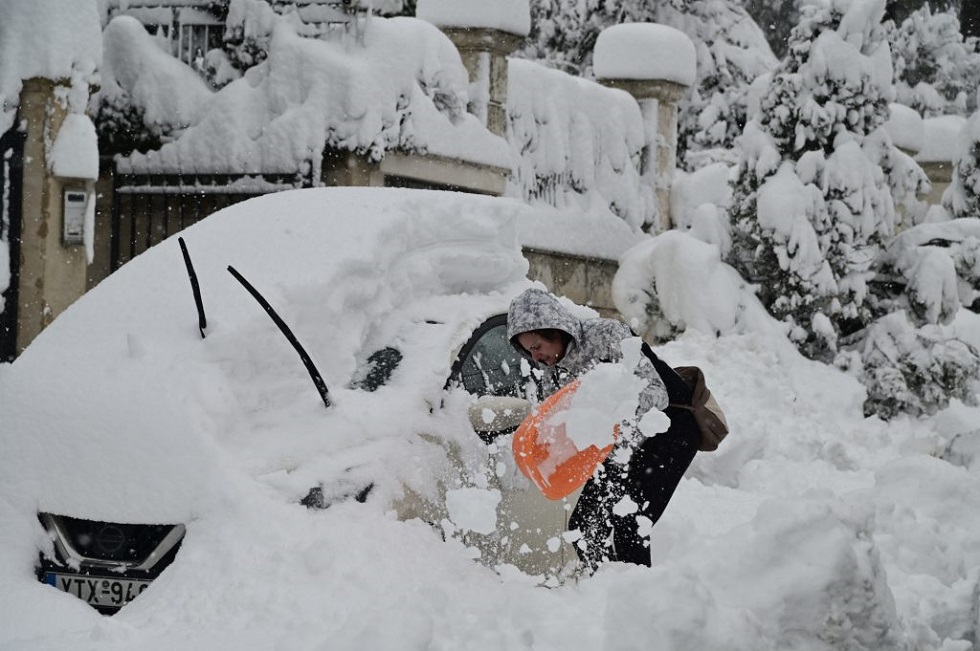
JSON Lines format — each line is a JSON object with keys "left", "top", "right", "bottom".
{"left": 553, "top": 362, "right": 643, "bottom": 451}
{"left": 593, "top": 23, "right": 697, "bottom": 86}
{"left": 445, "top": 487, "right": 501, "bottom": 535}
{"left": 614, "top": 230, "right": 778, "bottom": 343}
{"left": 48, "top": 114, "right": 99, "bottom": 180}
{"left": 533, "top": 338, "right": 674, "bottom": 459}
{"left": 885, "top": 103, "right": 925, "bottom": 154}
{"left": 416, "top": 0, "right": 530, "bottom": 37}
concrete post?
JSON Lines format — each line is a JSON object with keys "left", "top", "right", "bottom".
{"left": 597, "top": 78, "right": 687, "bottom": 233}
{"left": 436, "top": 27, "right": 524, "bottom": 138}
{"left": 594, "top": 23, "right": 696, "bottom": 234}
{"left": 16, "top": 78, "right": 91, "bottom": 354}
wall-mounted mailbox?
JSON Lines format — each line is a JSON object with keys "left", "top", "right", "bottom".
{"left": 63, "top": 189, "right": 87, "bottom": 245}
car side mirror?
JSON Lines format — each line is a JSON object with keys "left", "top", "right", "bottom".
{"left": 468, "top": 395, "right": 531, "bottom": 443}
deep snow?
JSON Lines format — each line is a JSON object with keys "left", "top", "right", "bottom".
{"left": 1, "top": 188, "right": 979, "bottom": 651}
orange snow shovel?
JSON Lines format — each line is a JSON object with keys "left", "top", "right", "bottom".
{"left": 512, "top": 380, "right": 619, "bottom": 500}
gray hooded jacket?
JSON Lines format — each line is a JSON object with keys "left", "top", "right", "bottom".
{"left": 507, "top": 288, "right": 668, "bottom": 416}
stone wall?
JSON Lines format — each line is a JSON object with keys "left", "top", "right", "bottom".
{"left": 523, "top": 247, "right": 620, "bottom": 319}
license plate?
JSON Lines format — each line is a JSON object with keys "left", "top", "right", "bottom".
{"left": 44, "top": 572, "right": 151, "bottom": 608}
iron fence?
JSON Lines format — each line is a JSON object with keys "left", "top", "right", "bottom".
{"left": 110, "top": 170, "right": 313, "bottom": 272}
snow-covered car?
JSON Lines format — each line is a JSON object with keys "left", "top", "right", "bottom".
{"left": 0, "top": 187, "right": 582, "bottom": 614}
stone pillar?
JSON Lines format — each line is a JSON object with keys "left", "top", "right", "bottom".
{"left": 16, "top": 78, "right": 91, "bottom": 354}
{"left": 438, "top": 27, "right": 524, "bottom": 138}
{"left": 594, "top": 23, "right": 696, "bottom": 234}
{"left": 597, "top": 79, "right": 687, "bottom": 233}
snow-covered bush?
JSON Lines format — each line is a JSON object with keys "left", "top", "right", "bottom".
{"left": 92, "top": 16, "right": 214, "bottom": 156}
{"left": 880, "top": 104, "right": 932, "bottom": 226}
{"left": 117, "top": 14, "right": 495, "bottom": 176}
{"left": 613, "top": 230, "right": 769, "bottom": 344}
{"left": 669, "top": 162, "right": 734, "bottom": 254}
{"left": 506, "top": 58, "right": 652, "bottom": 230}
{"left": 849, "top": 311, "right": 980, "bottom": 420}
{"left": 944, "top": 109, "right": 980, "bottom": 219}
{"left": 727, "top": 0, "right": 901, "bottom": 361}
{"left": 871, "top": 218, "right": 980, "bottom": 324}
{"left": 886, "top": 4, "right": 980, "bottom": 118}
{"left": 218, "top": 0, "right": 283, "bottom": 80}
{"left": 94, "top": 97, "right": 164, "bottom": 156}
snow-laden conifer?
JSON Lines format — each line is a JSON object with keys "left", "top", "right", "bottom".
{"left": 886, "top": 4, "right": 980, "bottom": 118}
{"left": 727, "top": 0, "right": 898, "bottom": 361}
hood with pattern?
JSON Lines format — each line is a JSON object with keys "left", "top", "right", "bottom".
{"left": 506, "top": 288, "right": 582, "bottom": 353}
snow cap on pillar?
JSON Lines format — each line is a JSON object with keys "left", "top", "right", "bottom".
{"left": 594, "top": 23, "right": 696, "bottom": 87}
{"left": 416, "top": 0, "right": 531, "bottom": 37}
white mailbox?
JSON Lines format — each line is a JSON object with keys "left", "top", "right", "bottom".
{"left": 63, "top": 189, "right": 87, "bottom": 245}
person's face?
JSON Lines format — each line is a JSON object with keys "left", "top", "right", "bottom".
{"left": 517, "top": 332, "right": 565, "bottom": 366}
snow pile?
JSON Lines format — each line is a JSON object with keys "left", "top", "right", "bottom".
{"left": 506, "top": 58, "right": 653, "bottom": 234}
{"left": 116, "top": 14, "right": 508, "bottom": 175}
{"left": 915, "top": 115, "right": 966, "bottom": 164}
{"left": 885, "top": 102, "right": 925, "bottom": 153}
{"left": 0, "top": 189, "right": 979, "bottom": 649}
{"left": 0, "top": 0, "right": 101, "bottom": 135}
{"left": 98, "top": 16, "right": 214, "bottom": 136}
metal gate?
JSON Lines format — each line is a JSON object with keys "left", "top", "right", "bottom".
{"left": 110, "top": 170, "right": 312, "bottom": 273}
{"left": 0, "top": 126, "right": 26, "bottom": 362}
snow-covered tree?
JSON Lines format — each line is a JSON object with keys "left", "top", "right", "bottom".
{"left": 849, "top": 310, "right": 980, "bottom": 420}
{"left": 220, "top": 0, "right": 275, "bottom": 75}
{"left": 742, "top": 0, "right": 804, "bottom": 58}
{"left": 870, "top": 219, "right": 980, "bottom": 325}
{"left": 886, "top": 4, "right": 980, "bottom": 118}
{"left": 944, "top": 108, "right": 980, "bottom": 219}
{"left": 514, "top": 0, "right": 778, "bottom": 170}
{"left": 727, "top": 0, "right": 900, "bottom": 361}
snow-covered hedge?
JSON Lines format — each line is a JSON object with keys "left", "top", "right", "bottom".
{"left": 109, "top": 12, "right": 507, "bottom": 176}
{"left": 505, "top": 58, "right": 652, "bottom": 230}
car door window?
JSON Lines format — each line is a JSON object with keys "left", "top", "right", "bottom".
{"left": 449, "top": 314, "right": 536, "bottom": 400}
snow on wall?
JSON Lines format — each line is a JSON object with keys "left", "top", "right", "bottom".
{"left": 0, "top": 0, "right": 101, "bottom": 135}
{"left": 505, "top": 58, "right": 652, "bottom": 232}
{"left": 118, "top": 14, "right": 509, "bottom": 175}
